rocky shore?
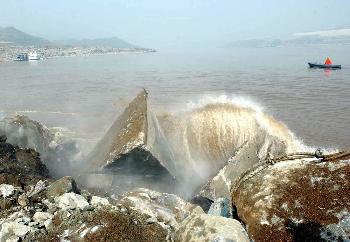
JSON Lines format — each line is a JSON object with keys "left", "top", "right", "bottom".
{"left": 0, "top": 45, "right": 155, "bottom": 62}
{"left": 1, "top": 90, "right": 350, "bottom": 241}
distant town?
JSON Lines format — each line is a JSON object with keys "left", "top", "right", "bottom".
{"left": 0, "top": 45, "right": 156, "bottom": 62}
{"left": 0, "top": 26, "right": 155, "bottom": 62}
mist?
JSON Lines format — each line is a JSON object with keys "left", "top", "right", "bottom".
{"left": 1, "top": 0, "right": 350, "bottom": 50}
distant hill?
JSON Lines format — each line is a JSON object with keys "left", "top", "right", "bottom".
{"left": 59, "top": 37, "right": 137, "bottom": 48}
{"left": 0, "top": 26, "right": 50, "bottom": 46}
{"left": 0, "top": 26, "right": 142, "bottom": 49}
{"left": 227, "top": 28, "right": 350, "bottom": 48}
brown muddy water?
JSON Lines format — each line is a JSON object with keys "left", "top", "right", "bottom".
{"left": 0, "top": 45, "right": 349, "bottom": 154}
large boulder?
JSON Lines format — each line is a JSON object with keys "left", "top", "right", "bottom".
{"left": 0, "top": 115, "right": 82, "bottom": 178}
{"left": 54, "top": 192, "right": 90, "bottom": 210}
{"left": 231, "top": 156, "right": 350, "bottom": 241}
{"left": 197, "top": 130, "right": 289, "bottom": 202}
{"left": 175, "top": 213, "right": 250, "bottom": 242}
{"left": 0, "top": 140, "right": 49, "bottom": 180}
{"left": 0, "top": 221, "right": 30, "bottom": 241}
{"left": 83, "top": 90, "right": 177, "bottom": 194}
{"left": 46, "top": 176, "right": 79, "bottom": 198}
{"left": 118, "top": 187, "right": 204, "bottom": 240}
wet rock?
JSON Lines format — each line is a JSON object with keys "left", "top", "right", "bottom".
{"left": 0, "top": 140, "right": 50, "bottom": 185}
{"left": 208, "top": 198, "right": 232, "bottom": 218}
{"left": 190, "top": 196, "right": 213, "bottom": 213}
{"left": 46, "top": 176, "right": 79, "bottom": 198}
{"left": 90, "top": 196, "right": 109, "bottom": 207}
{"left": 231, "top": 158, "right": 350, "bottom": 241}
{"left": 175, "top": 213, "right": 250, "bottom": 242}
{"left": 198, "top": 131, "right": 288, "bottom": 202}
{"left": 0, "top": 115, "right": 81, "bottom": 178}
{"left": 0, "top": 142, "right": 16, "bottom": 161}
{"left": 83, "top": 90, "right": 177, "bottom": 194}
{"left": 55, "top": 192, "right": 89, "bottom": 210}
{"left": 0, "top": 184, "right": 15, "bottom": 198}
{"left": 0, "top": 134, "right": 7, "bottom": 143}
{"left": 119, "top": 188, "right": 204, "bottom": 230}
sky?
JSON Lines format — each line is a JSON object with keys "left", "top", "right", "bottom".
{"left": 0, "top": 0, "right": 350, "bottom": 49}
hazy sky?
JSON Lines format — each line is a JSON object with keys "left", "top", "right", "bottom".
{"left": 1, "top": 0, "right": 349, "bottom": 49}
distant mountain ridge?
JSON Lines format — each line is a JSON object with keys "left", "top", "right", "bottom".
{"left": 0, "top": 26, "right": 50, "bottom": 46}
{"left": 0, "top": 26, "right": 138, "bottom": 48}
{"left": 58, "top": 37, "right": 137, "bottom": 48}
{"left": 227, "top": 28, "right": 350, "bottom": 48}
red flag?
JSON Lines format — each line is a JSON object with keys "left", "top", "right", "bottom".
{"left": 325, "top": 57, "right": 332, "bottom": 65}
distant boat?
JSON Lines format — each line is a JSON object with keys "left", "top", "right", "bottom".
{"left": 308, "top": 57, "right": 341, "bottom": 69}
{"left": 308, "top": 63, "right": 341, "bottom": 69}
{"left": 14, "top": 53, "right": 28, "bottom": 61}
{"left": 28, "top": 51, "right": 40, "bottom": 60}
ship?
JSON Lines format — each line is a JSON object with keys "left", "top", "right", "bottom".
{"left": 28, "top": 51, "right": 40, "bottom": 60}
{"left": 14, "top": 53, "right": 28, "bottom": 61}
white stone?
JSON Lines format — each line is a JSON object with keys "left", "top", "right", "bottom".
{"left": 44, "top": 218, "right": 53, "bottom": 230}
{"left": 27, "top": 180, "right": 46, "bottom": 197}
{"left": 176, "top": 213, "right": 250, "bottom": 242}
{"left": 55, "top": 192, "right": 89, "bottom": 210}
{"left": 33, "top": 212, "right": 53, "bottom": 225}
{"left": 90, "top": 196, "right": 110, "bottom": 207}
{"left": 119, "top": 188, "right": 203, "bottom": 229}
{"left": 17, "top": 194, "right": 28, "bottom": 207}
{"left": 0, "top": 222, "right": 30, "bottom": 241}
{"left": 0, "top": 184, "right": 15, "bottom": 198}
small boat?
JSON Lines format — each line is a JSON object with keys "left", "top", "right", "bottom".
{"left": 308, "top": 57, "right": 341, "bottom": 69}
{"left": 308, "top": 63, "right": 341, "bottom": 69}
{"left": 14, "top": 53, "right": 28, "bottom": 61}
{"left": 28, "top": 51, "right": 40, "bottom": 60}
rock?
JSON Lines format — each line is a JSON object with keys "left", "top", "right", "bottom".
{"left": 208, "top": 197, "right": 232, "bottom": 218}
{"left": 46, "top": 176, "right": 79, "bottom": 198}
{"left": 196, "top": 126, "right": 291, "bottom": 202}
{"left": 33, "top": 211, "right": 53, "bottom": 225}
{"left": 17, "top": 194, "right": 28, "bottom": 207}
{"left": 27, "top": 180, "right": 46, "bottom": 197}
{"left": 231, "top": 157, "right": 350, "bottom": 241}
{"left": 32, "top": 207, "right": 169, "bottom": 241}
{"left": 119, "top": 188, "right": 204, "bottom": 229}
{"left": 0, "top": 140, "right": 50, "bottom": 187}
{"left": 190, "top": 196, "right": 213, "bottom": 213}
{"left": 0, "top": 134, "right": 7, "bottom": 143}
{"left": 0, "top": 142, "right": 16, "bottom": 160}
{"left": 90, "top": 196, "right": 109, "bottom": 207}
{"left": 0, "top": 184, "right": 15, "bottom": 198}
{"left": 0, "top": 198, "right": 15, "bottom": 210}
{"left": 321, "top": 214, "right": 350, "bottom": 241}
{"left": 175, "top": 213, "right": 250, "bottom": 242}
{"left": 20, "top": 216, "right": 31, "bottom": 225}
{"left": 0, "top": 115, "right": 81, "bottom": 178}
{"left": 83, "top": 90, "right": 177, "bottom": 194}
{"left": 55, "top": 192, "right": 89, "bottom": 210}
{"left": 0, "top": 221, "right": 30, "bottom": 241}
{"left": 43, "top": 218, "right": 53, "bottom": 229}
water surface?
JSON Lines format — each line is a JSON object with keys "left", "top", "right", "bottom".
{"left": 0, "top": 45, "right": 349, "bottom": 151}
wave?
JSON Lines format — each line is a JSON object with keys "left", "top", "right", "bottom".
{"left": 156, "top": 95, "right": 312, "bottom": 186}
